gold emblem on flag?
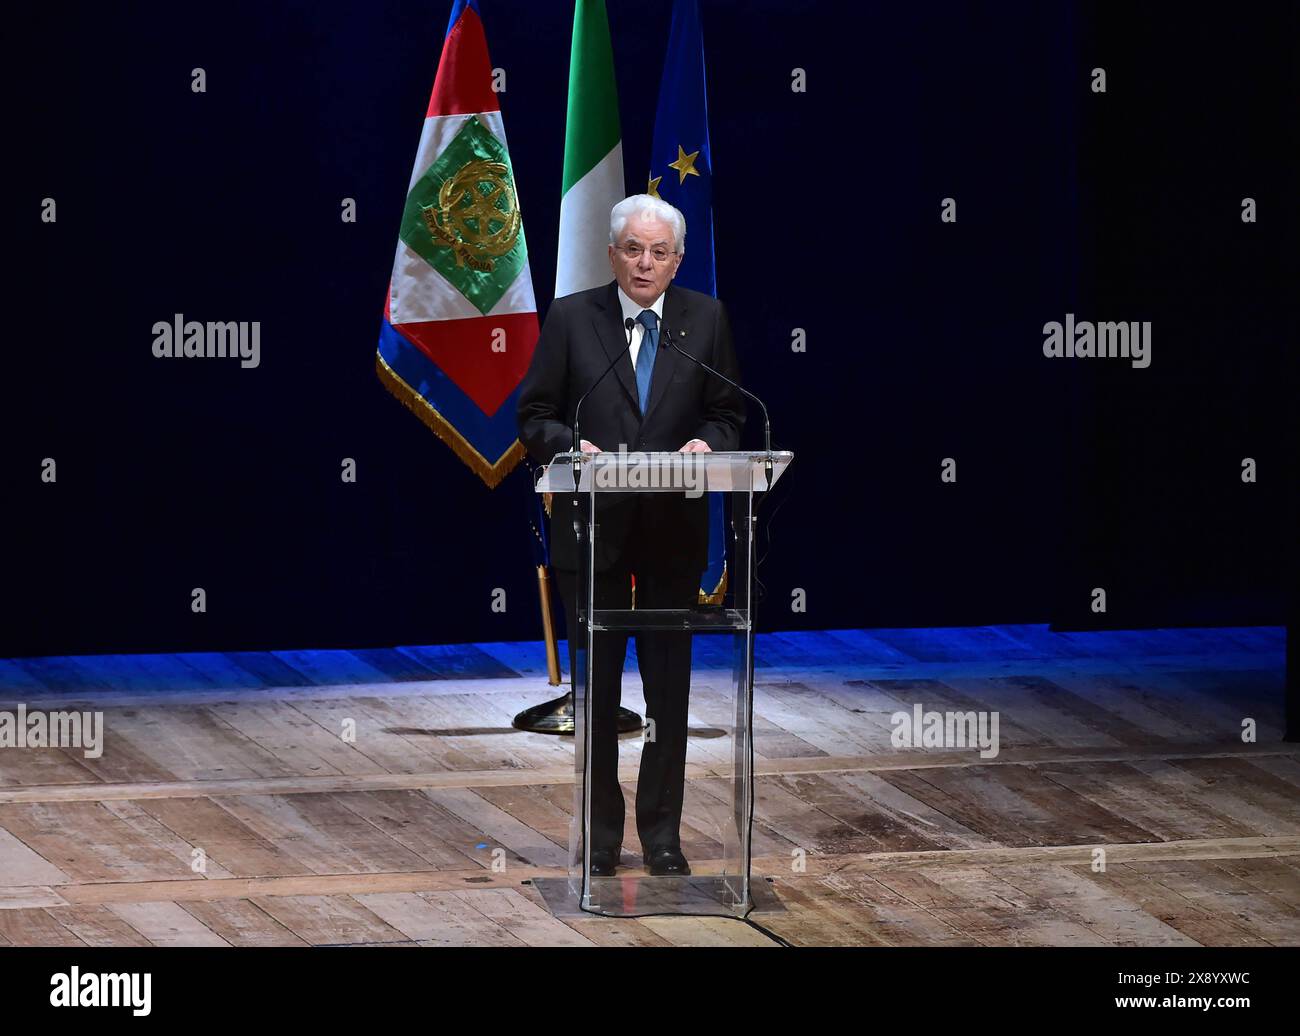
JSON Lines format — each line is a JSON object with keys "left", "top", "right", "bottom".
{"left": 421, "top": 158, "right": 522, "bottom": 272}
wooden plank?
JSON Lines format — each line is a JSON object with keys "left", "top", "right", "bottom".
{"left": 866, "top": 626, "right": 1038, "bottom": 663}
{"left": 864, "top": 677, "right": 1052, "bottom": 750}
{"left": 0, "top": 824, "right": 72, "bottom": 885}
{"left": 781, "top": 772, "right": 950, "bottom": 852}
{"left": 99, "top": 799, "right": 237, "bottom": 879}
{"left": 762, "top": 876, "right": 891, "bottom": 946}
{"left": 1035, "top": 672, "right": 1218, "bottom": 744}
{"left": 425, "top": 787, "right": 568, "bottom": 868}
{"left": 1069, "top": 865, "right": 1267, "bottom": 947}
{"left": 638, "top": 914, "right": 774, "bottom": 947}
{"left": 471, "top": 641, "right": 559, "bottom": 678}
{"left": 0, "top": 887, "right": 67, "bottom": 909}
{"left": 177, "top": 899, "right": 310, "bottom": 946}
{"left": 925, "top": 674, "right": 1127, "bottom": 750}
{"left": 48, "top": 721, "right": 177, "bottom": 786}
{"left": 12, "top": 656, "right": 116, "bottom": 693}
{"left": 395, "top": 644, "right": 520, "bottom": 680}
{"left": 207, "top": 792, "right": 432, "bottom": 875}
{"left": 283, "top": 696, "right": 449, "bottom": 776}
{"left": 1168, "top": 668, "right": 1286, "bottom": 712}
{"left": 129, "top": 796, "right": 314, "bottom": 878}
{"left": 0, "top": 908, "right": 87, "bottom": 945}
{"left": 781, "top": 772, "right": 946, "bottom": 854}
{"left": 271, "top": 649, "right": 393, "bottom": 687}
{"left": 554, "top": 912, "right": 676, "bottom": 947}
{"left": 1138, "top": 759, "right": 1300, "bottom": 836}
{"left": 1141, "top": 672, "right": 1286, "bottom": 742}
{"left": 834, "top": 770, "right": 999, "bottom": 850}
{"left": 110, "top": 705, "right": 280, "bottom": 781}
{"left": 1028, "top": 761, "right": 1256, "bottom": 842}
{"left": 819, "top": 629, "right": 918, "bottom": 664}
{"left": 1170, "top": 757, "right": 1300, "bottom": 831}
{"left": 328, "top": 789, "right": 510, "bottom": 871}
{"left": 869, "top": 867, "right": 1107, "bottom": 947}
{"left": 0, "top": 801, "right": 194, "bottom": 883}
{"left": 450, "top": 887, "right": 593, "bottom": 946}
{"left": 0, "top": 741, "right": 101, "bottom": 788}
{"left": 107, "top": 902, "right": 231, "bottom": 947}
{"left": 202, "top": 702, "right": 382, "bottom": 778}
{"left": 1209, "top": 856, "right": 1300, "bottom": 900}
{"left": 1246, "top": 753, "right": 1300, "bottom": 790}
{"left": 721, "top": 773, "right": 872, "bottom": 858}
{"left": 990, "top": 863, "right": 1197, "bottom": 946}
{"left": 355, "top": 891, "right": 523, "bottom": 946}
{"left": 248, "top": 895, "right": 410, "bottom": 945}
{"left": 871, "top": 768, "right": 1052, "bottom": 847}
{"left": 0, "top": 658, "right": 52, "bottom": 693}
{"left": 989, "top": 764, "right": 1163, "bottom": 845}
{"left": 50, "top": 905, "right": 154, "bottom": 946}
{"left": 811, "top": 873, "right": 979, "bottom": 946}
{"left": 220, "top": 652, "right": 315, "bottom": 687}
{"left": 1123, "top": 859, "right": 1300, "bottom": 945}
{"left": 753, "top": 682, "right": 885, "bottom": 757}
{"left": 469, "top": 783, "right": 573, "bottom": 854}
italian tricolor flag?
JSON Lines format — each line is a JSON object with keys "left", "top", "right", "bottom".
{"left": 555, "top": 0, "right": 625, "bottom": 298}
{"left": 377, "top": 0, "right": 539, "bottom": 487}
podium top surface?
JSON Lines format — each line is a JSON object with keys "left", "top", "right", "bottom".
{"left": 534, "top": 450, "right": 793, "bottom": 493}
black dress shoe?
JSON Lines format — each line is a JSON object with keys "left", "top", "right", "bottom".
{"left": 647, "top": 847, "right": 691, "bottom": 876}
{"left": 589, "top": 847, "right": 619, "bottom": 876}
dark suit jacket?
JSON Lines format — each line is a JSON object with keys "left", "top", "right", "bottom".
{"left": 517, "top": 281, "right": 746, "bottom": 574}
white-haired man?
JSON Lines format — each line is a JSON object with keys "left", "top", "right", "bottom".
{"left": 518, "top": 195, "right": 745, "bottom": 877}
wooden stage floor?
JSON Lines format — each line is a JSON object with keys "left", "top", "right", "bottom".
{"left": 0, "top": 625, "right": 1295, "bottom": 947}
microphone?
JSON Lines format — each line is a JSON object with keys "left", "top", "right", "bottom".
{"left": 660, "top": 325, "right": 776, "bottom": 490}
{"left": 570, "top": 316, "right": 638, "bottom": 489}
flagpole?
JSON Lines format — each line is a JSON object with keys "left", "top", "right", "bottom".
{"left": 536, "top": 563, "right": 561, "bottom": 686}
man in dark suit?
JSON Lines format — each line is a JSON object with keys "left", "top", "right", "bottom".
{"left": 517, "top": 194, "right": 745, "bottom": 877}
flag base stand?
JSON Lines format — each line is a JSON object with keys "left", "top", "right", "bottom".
{"left": 511, "top": 692, "right": 642, "bottom": 736}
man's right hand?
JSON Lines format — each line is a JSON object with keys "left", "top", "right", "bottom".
{"left": 579, "top": 439, "right": 601, "bottom": 453}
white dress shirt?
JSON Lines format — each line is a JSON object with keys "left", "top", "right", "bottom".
{"left": 616, "top": 285, "right": 664, "bottom": 371}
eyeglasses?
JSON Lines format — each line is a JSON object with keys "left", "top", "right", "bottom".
{"left": 616, "top": 243, "right": 677, "bottom": 263}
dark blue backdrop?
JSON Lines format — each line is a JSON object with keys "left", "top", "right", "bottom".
{"left": 7, "top": 1, "right": 1294, "bottom": 655}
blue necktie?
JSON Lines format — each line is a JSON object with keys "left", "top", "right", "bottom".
{"left": 634, "top": 309, "right": 659, "bottom": 414}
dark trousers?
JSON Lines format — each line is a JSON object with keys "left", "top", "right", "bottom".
{"left": 555, "top": 540, "right": 698, "bottom": 854}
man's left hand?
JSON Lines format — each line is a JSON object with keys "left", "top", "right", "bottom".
{"left": 678, "top": 439, "right": 712, "bottom": 453}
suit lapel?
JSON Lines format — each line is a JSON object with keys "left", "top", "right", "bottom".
{"left": 641, "top": 284, "right": 686, "bottom": 425}
{"left": 592, "top": 281, "right": 641, "bottom": 416}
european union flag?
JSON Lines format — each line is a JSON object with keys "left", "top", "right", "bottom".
{"left": 649, "top": 0, "right": 724, "bottom": 600}
{"left": 649, "top": 0, "right": 715, "bottom": 297}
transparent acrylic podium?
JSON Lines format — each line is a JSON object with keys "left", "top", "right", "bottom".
{"left": 533, "top": 449, "right": 793, "bottom": 918}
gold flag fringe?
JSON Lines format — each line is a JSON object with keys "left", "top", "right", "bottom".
{"left": 375, "top": 352, "right": 525, "bottom": 489}
{"left": 700, "top": 562, "right": 728, "bottom": 605}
